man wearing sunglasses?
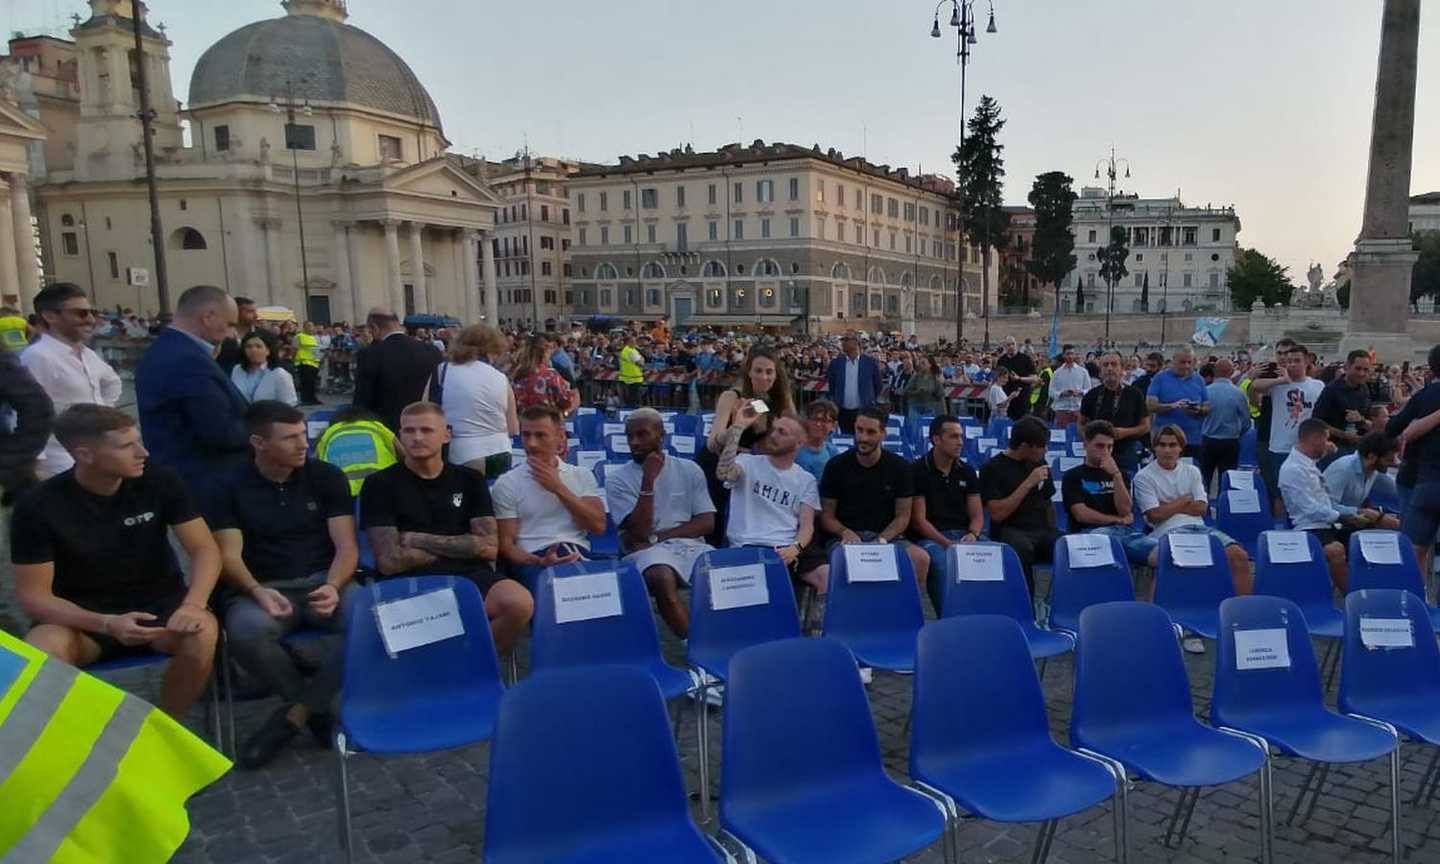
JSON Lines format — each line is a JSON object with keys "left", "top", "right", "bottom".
{"left": 20, "top": 283, "right": 121, "bottom": 480}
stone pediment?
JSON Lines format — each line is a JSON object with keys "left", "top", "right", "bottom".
{"left": 381, "top": 157, "right": 503, "bottom": 208}
{"left": 0, "top": 98, "right": 48, "bottom": 143}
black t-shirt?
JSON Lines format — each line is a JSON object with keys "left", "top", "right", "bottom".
{"left": 979, "top": 452, "right": 1055, "bottom": 532}
{"left": 1080, "top": 384, "right": 1149, "bottom": 460}
{"left": 1062, "top": 463, "right": 1123, "bottom": 526}
{"left": 997, "top": 352, "right": 1037, "bottom": 419}
{"left": 360, "top": 462, "right": 494, "bottom": 576}
{"left": 819, "top": 449, "right": 915, "bottom": 535}
{"left": 1312, "top": 378, "right": 1371, "bottom": 439}
{"left": 910, "top": 451, "right": 980, "bottom": 534}
{"left": 211, "top": 460, "right": 353, "bottom": 583}
{"left": 10, "top": 466, "right": 196, "bottom": 613}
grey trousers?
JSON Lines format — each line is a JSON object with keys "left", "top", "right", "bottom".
{"left": 224, "top": 572, "right": 356, "bottom": 716}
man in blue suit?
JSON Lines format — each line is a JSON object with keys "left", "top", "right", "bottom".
{"left": 826, "top": 334, "right": 884, "bottom": 434}
{"left": 136, "top": 285, "right": 249, "bottom": 515}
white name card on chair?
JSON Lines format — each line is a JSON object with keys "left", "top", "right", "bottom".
{"left": 1071, "top": 441, "right": 1087, "bottom": 457}
{"left": 1266, "top": 531, "right": 1311, "bottom": 564}
{"left": 1059, "top": 457, "right": 1083, "bottom": 473}
{"left": 1358, "top": 532, "right": 1403, "bottom": 565}
{"left": 374, "top": 588, "right": 464, "bottom": 656}
{"left": 1227, "top": 489, "right": 1262, "bottom": 515}
{"left": 602, "top": 422, "right": 626, "bottom": 436}
{"left": 710, "top": 564, "right": 770, "bottom": 610}
{"left": 952, "top": 544, "right": 1003, "bottom": 582}
{"left": 845, "top": 546, "right": 899, "bottom": 582}
{"left": 965, "top": 426, "right": 984, "bottom": 439}
{"left": 1226, "top": 470, "right": 1254, "bottom": 491}
{"left": 553, "top": 571, "right": 624, "bottom": 623}
{"left": 1234, "top": 628, "right": 1291, "bottom": 670}
{"left": 609, "top": 437, "right": 631, "bottom": 454}
{"left": 576, "top": 451, "right": 606, "bottom": 472}
{"left": 978, "top": 438, "right": 997, "bottom": 451}
{"left": 671, "top": 436, "right": 697, "bottom": 455}
{"left": 1050, "top": 429, "right": 1068, "bottom": 444}
{"left": 306, "top": 419, "right": 330, "bottom": 440}
{"left": 1065, "top": 534, "right": 1116, "bottom": 568}
{"left": 1168, "top": 533, "right": 1215, "bottom": 568}
{"left": 1360, "top": 617, "right": 1414, "bottom": 649}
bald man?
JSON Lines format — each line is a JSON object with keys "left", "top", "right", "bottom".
{"left": 1199, "top": 357, "right": 1252, "bottom": 493}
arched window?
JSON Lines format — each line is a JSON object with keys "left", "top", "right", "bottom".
{"left": 867, "top": 266, "right": 885, "bottom": 285}
{"left": 702, "top": 260, "right": 726, "bottom": 278}
{"left": 899, "top": 271, "right": 914, "bottom": 289}
{"left": 754, "top": 258, "right": 780, "bottom": 277}
{"left": 595, "top": 262, "right": 619, "bottom": 280}
{"left": 928, "top": 274, "right": 942, "bottom": 291}
{"left": 641, "top": 261, "right": 665, "bottom": 279}
{"left": 60, "top": 214, "right": 75, "bottom": 227}
{"left": 175, "top": 227, "right": 207, "bottom": 250}
{"left": 831, "top": 261, "right": 851, "bottom": 280}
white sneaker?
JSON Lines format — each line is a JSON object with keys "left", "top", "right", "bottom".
{"left": 859, "top": 666, "right": 873, "bottom": 685}
{"left": 1183, "top": 638, "right": 1206, "bottom": 654}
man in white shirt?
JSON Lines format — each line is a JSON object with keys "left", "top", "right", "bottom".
{"left": 1279, "top": 419, "right": 1382, "bottom": 592}
{"left": 21, "top": 284, "right": 123, "bottom": 480}
{"left": 1250, "top": 342, "right": 1324, "bottom": 514}
{"left": 493, "top": 404, "right": 608, "bottom": 594}
{"left": 985, "top": 368, "right": 1013, "bottom": 421}
{"left": 607, "top": 409, "right": 715, "bottom": 637}
{"left": 1048, "top": 344, "right": 1093, "bottom": 428}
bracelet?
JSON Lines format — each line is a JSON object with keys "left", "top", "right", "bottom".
{"left": 638, "top": 490, "right": 655, "bottom": 497}
{"left": 101, "top": 615, "right": 113, "bottom": 635}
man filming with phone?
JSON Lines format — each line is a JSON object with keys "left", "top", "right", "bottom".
{"left": 979, "top": 416, "right": 1059, "bottom": 595}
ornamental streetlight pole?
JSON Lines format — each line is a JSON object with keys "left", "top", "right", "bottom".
{"left": 270, "top": 80, "right": 314, "bottom": 320}
{"left": 930, "top": 0, "right": 997, "bottom": 348}
{"left": 1093, "top": 145, "right": 1131, "bottom": 343}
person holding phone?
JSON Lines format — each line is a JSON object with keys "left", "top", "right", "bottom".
{"left": 978, "top": 416, "right": 1059, "bottom": 596}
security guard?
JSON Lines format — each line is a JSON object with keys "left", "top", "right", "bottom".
{"left": 0, "top": 305, "right": 28, "bottom": 352}
{"left": 314, "top": 406, "right": 399, "bottom": 495}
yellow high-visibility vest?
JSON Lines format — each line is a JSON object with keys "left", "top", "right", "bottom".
{"left": 0, "top": 630, "right": 230, "bottom": 862}
{"left": 618, "top": 346, "right": 644, "bottom": 384}
{"left": 0, "top": 316, "right": 27, "bottom": 352}
{"left": 294, "top": 332, "right": 320, "bottom": 368}
{"left": 315, "top": 419, "right": 398, "bottom": 495}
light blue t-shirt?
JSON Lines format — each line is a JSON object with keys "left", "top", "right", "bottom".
{"left": 1201, "top": 379, "right": 1252, "bottom": 440}
{"left": 1147, "top": 369, "right": 1208, "bottom": 444}
{"left": 795, "top": 440, "right": 840, "bottom": 482}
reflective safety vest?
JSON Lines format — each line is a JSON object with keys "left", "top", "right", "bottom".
{"left": 294, "top": 332, "right": 319, "bottom": 368}
{"left": 315, "top": 419, "right": 398, "bottom": 495}
{"left": 618, "top": 346, "right": 644, "bottom": 384}
{"left": 1240, "top": 377, "right": 1261, "bottom": 418}
{"left": 0, "top": 315, "right": 27, "bottom": 352}
{"left": 0, "top": 630, "right": 230, "bottom": 862}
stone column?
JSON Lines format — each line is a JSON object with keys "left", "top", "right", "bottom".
{"left": 8, "top": 175, "right": 38, "bottom": 311}
{"left": 480, "top": 229, "right": 499, "bottom": 323}
{"left": 408, "top": 221, "right": 428, "bottom": 314}
{"left": 0, "top": 178, "right": 18, "bottom": 308}
{"left": 331, "top": 220, "right": 356, "bottom": 324}
{"left": 1341, "top": 0, "right": 1422, "bottom": 359}
{"left": 462, "top": 229, "right": 481, "bottom": 324}
{"left": 381, "top": 219, "right": 404, "bottom": 313}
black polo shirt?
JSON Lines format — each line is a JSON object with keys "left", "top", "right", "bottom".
{"left": 819, "top": 449, "right": 914, "bottom": 535}
{"left": 1312, "top": 378, "right": 1371, "bottom": 440}
{"left": 211, "top": 459, "right": 353, "bottom": 583}
{"left": 979, "top": 452, "right": 1055, "bottom": 532}
{"left": 910, "top": 451, "right": 980, "bottom": 535}
{"left": 360, "top": 462, "right": 494, "bottom": 577}
{"left": 1080, "top": 383, "right": 1149, "bottom": 461}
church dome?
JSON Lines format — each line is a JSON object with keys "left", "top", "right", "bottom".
{"left": 186, "top": 0, "right": 442, "bottom": 133}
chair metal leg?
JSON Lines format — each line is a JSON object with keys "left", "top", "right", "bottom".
{"left": 1322, "top": 641, "right": 1341, "bottom": 691}
{"left": 1217, "top": 726, "right": 1274, "bottom": 864}
{"left": 1038, "top": 658, "right": 1048, "bottom": 683}
{"left": 506, "top": 651, "right": 519, "bottom": 686}
{"left": 1030, "top": 819, "right": 1058, "bottom": 864}
{"left": 1301, "top": 763, "right": 1331, "bottom": 825}
{"left": 1177, "top": 786, "right": 1201, "bottom": 848}
{"left": 1162, "top": 786, "right": 1195, "bottom": 848}
{"left": 206, "top": 669, "right": 222, "bottom": 752}
{"left": 1286, "top": 761, "right": 1324, "bottom": 825}
{"left": 696, "top": 681, "right": 711, "bottom": 824}
{"left": 221, "top": 630, "right": 237, "bottom": 759}
{"left": 334, "top": 731, "right": 354, "bottom": 864}
{"left": 911, "top": 780, "right": 959, "bottom": 864}
{"left": 1390, "top": 747, "right": 1403, "bottom": 864}
{"left": 1076, "top": 748, "right": 1129, "bottom": 864}
{"left": 715, "top": 828, "right": 758, "bottom": 864}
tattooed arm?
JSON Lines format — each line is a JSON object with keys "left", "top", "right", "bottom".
{"left": 368, "top": 526, "right": 438, "bottom": 576}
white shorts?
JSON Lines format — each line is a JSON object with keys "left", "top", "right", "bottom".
{"left": 625, "top": 538, "right": 714, "bottom": 585}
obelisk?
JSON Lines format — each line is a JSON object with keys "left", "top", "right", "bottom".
{"left": 1341, "top": 0, "right": 1422, "bottom": 360}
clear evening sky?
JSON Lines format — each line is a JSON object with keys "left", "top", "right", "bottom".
{"left": 7, "top": 0, "right": 1438, "bottom": 286}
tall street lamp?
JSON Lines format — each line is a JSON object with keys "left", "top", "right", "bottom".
{"left": 1093, "top": 146, "right": 1131, "bottom": 343}
{"left": 270, "top": 80, "right": 314, "bottom": 320}
{"left": 930, "top": 0, "right": 997, "bottom": 347}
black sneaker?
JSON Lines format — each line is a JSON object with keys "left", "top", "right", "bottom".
{"left": 238, "top": 706, "right": 300, "bottom": 770}
{"left": 305, "top": 712, "right": 334, "bottom": 750}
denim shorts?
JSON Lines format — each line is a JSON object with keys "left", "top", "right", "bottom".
{"left": 1166, "top": 522, "right": 1240, "bottom": 549}
{"left": 1083, "top": 525, "right": 1158, "bottom": 565}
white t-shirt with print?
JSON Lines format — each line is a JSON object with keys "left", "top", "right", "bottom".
{"left": 726, "top": 453, "right": 821, "bottom": 547}
{"left": 1266, "top": 378, "right": 1325, "bottom": 454}
{"left": 1133, "top": 460, "right": 1209, "bottom": 537}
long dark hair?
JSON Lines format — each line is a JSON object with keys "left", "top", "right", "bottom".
{"left": 240, "top": 329, "right": 281, "bottom": 371}
{"left": 738, "top": 345, "right": 794, "bottom": 416}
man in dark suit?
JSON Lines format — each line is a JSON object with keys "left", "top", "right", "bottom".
{"left": 353, "top": 309, "right": 442, "bottom": 432}
{"left": 135, "top": 285, "right": 249, "bottom": 513}
{"left": 0, "top": 348, "right": 55, "bottom": 505}
{"left": 826, "top": 334, "right": 884, "bottom": 434}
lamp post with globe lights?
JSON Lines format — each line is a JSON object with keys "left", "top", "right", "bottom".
{"left": 270, "top": 80, "right": 315, "bottom": 319}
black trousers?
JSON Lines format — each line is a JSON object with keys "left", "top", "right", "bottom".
{"left": 297, "top": 364, "right": 319, "bottom": 404}
{"left": 993, "top": 523, "right": 1060, "bottom": 598}
{"left": 1199, "top": 436, "right": 1240, "bottom": 494}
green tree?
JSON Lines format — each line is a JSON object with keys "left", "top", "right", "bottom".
{"left": 1026, "top": 171, "right": 1078, "bottom": 312}
{"left": 1227, "top": 247, "right": 1295, "bottom": 309}
{"left": 1096, "top": 225, "right": 1129, "bottom": 313}
{"left": 953, "top": 95, "right": 1011, "bottom": 319}
{"left": 1412, "top": 231, "right": 1440, "bottom": 307}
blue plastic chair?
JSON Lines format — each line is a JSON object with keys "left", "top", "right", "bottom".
{"left": 719, "top": 638, "right": 950, "bottom": 864}
{"left": 911, "top": 617, "right": 1123, "bottom": 864}
{"left": 1049, "top": 534, "right": 1134, "bottom": 638}
{"left": 603, "top": 433, "right": 632, "bottom": 463}
{"left": 687, "top": 547, "right": 801, "bottom": 821}
{"left": 1213, "top": 595, "right": 1399, "bottom": 860}
{"left": 1215, "top": 489, "right": 1271, "bottom": 560}
{"left": 334, "top": 575, "right": 504, "bottom": 860}
{"left": 941, "top": 542, "right": 1073, "bottom": 664}
{"left": 1238, "top": 427, "right": 1259, "bottom": 468}
{"left": 484, "top": 667, "right": 727, "bottom": 863}
{"left": 1219, "top": 467, "right": 1268, "bottom": 498}
{"left": 822, "top": 543, "right": 924, "bottom": 672}
{"left": 1072, "top": 602, "right": 1271, "bottom": 857}
{"left": 1341, "top": 589, "right": 1440, "bottom": 805}
{"left": 1347, "top": 530, "right": 1440, "bottom": 631}
{"left": 305, "top": 408, "right": 337, "bottom": 447}
{"left": 1154, "top": 531, "right": 1234, "bottom": 641}
{"left": 1254, "top": 530, "right": 1343, "bottom": 639}
{"left": 572, "top": 412, "right": 604, "bottom": 448}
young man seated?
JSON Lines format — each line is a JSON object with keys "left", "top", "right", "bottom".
{"left": 1280, "top": 418, "right": 1384, "bottom": 593}
{"left": 211, "top": 401, "right": 358, "bottom": 769}
{"left": 1062, "top": 420, "right": 1157, "bottom": 567}
{"left": 795, "top": 399, "right": 841, "bottom": 481}
{"left": 607, "top": 408, "right": 715, "bottom": 638}
{"left": 978, "top": 416, "right": 1058, "bottom": 596}
{"left": 909, "top": 415, "right": 985, "bottom": 615}
{"left": 1322, "top": 431, "right": 1402, "bottom": 531}
{"left": 361, "top": 402, "right": 532, "bottom": 652}
{"left": 492, "top": 404, "right": 608, "bottom": 594}
{"left": 12, "top": 405, "right": 220, "bottom": 719}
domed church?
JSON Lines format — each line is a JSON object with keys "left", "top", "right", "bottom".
{"left": 36, "top": 0, "right": 500, "bottom": 323}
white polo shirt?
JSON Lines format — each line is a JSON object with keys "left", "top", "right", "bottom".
{"left": 491, "top": 458, "right": 605, "bottom": 553}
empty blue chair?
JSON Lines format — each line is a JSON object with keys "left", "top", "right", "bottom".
{"left": 1154, "top": 532, "right": 1234, "bottom": 641}
{"left": 1072, "top": 601, "right": 1271, "bottom": 857}
{"left": 571, "top": 412, "right": 602, "bottom": 447}
{"left": 1213, "top": 595, "right": 1399, "bottom": 861}
{"left": 1219, "top": 467, "right": 1268, "bottom": 498}
{"left": 1347, "top": 530, "right": 1440, "bottom": 631}
{"left": 603, "top": 433, "right": 632, "bottom": 463}
{"left": 942, "top": 543, "right": 1073, "bottom": 663}
{"left": 335, "top": 575, "right": 505, "bottom": 860}
{"left": 1050, "top": 534, "right": 1134, "bottom": 637}
{"left": 1215, "top": 488, "right": 1271, "bottom": 559}
{"left": 1238, "top": 427, "right": 1259, "bottom": 468}
{"left": 1254, "top": 530, "right": 1342, "bottom": 639}
{"left": 912, "top": 617, "right": 1122, "bottom": 864}
{"left": 720, "top": 638, "right": 949, "bottom": 864}
{"left": 484, "top": 667, "right": 727, "bottom": 863}
{"left": 822, "top": 543, "right": 924, "bottom": 672}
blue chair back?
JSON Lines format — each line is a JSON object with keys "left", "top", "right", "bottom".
{"left": 670, "top": 414, "right": 702, "bottom": 439}
{"left": 339, "top": 575, "right": 504, "bottom": 752}
{"left": 1211, "top": 595, "right": 1322, "bottom": 727}
{"left": 484, "top": 667, "right": 710, "bottom": 864}
{"left": 1347, "top": 529, "right": 1425, "bottom": 595}
{"left": 532, "top": 560, "right": 666, "bottom": 673}
{"left": 604, "top": 433, "right": 632, "bottom": 463}
{"left": 940, "top": 542, "right": 1032, "bottom": 622}
{"left": 1219, "top": 467, "right": 1268, "bottom": 500}
{"left": 354, "top": 499, "right": 376, "bottom": 571}
{"left": 1073, "top": 602, "right": 1197, "bottom": 741}
{"left": 572, "top": 412, "right": 604, "bottom": 448}
{"left": 1050, "top": 534, "right": 1134, "bottom": 635}
{"left": 1339, "top": 589, "right": 1440, "bottom": 715}
{"left": 1214, "top": 489, "right": 1270, "bottom": 558}
{"left": 305, "top": 409, "right": 337, "bottom": 445}
{"left": 822, "top": 543, "right": 923, "bottom": 647}
{"left": 688, "top": 548, "right": 801, "bottom": 680}
{"left": 1254, "top": 530, "right": 1332, "bottom": 613}
{"left": 1237, "top": 428, "right": 1258, "bottom": 468}
{"left": 1154, "top": 531, "right": 1234, "bottom": 617}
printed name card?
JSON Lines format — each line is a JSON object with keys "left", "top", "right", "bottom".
{"left": 951, "top": 544, "right": 1003, "bottom": 582}
{"left": 1358, "top": 532, "right": 1402, "bottom": 565}
{"left": 845, "top": 545, "right": 899, "bottom": 583}
{"left": 1227, "top": 489, "right": 1262, "bottom": 515}
{"left": 567, "top": 438, "right": 581, "bottom": 451}
{"left": 978, "top": 438, "right": 998, "bottom": 451}
{"left": 1059, "top": 457, "right": 1083, "bottom": 472}
{"left": 1360, "top": 617, "right": 1414, "bottom": 649}
{"left": 1051, "top": 482, "right": 1065, "bottom": 502}
{"left": 553, "top": 571, "right": 624, "bottom": 623}
{"left": 964, "top": 426, "right": 984, "bottom": 439}
{"left": 1266, "top": 531, "right": 1312, "bottom": 564}
{"left": 576, "top": 450, "right": 606, "bottom": 471}
{"left": 602, "top": 422, "right": 626, "bottom": 436}
{"left": 1071, "top": 442, "right": 1087, "bottom": 457}
{"left": 671, "top": 436, "right": 696, "bottom": 454}
{"left": 710, "top": 563, "right": 770, "bottom": 610}
{"left": 1065, "top": 534, "right": 1116, "bottom": 568}
{"left": 1180, "top": 456, "right": 1196, "bottom": 467}
{"left": 374, "top": 588, "right": 464, "bottom": 655}
{"left": 1167, "top": 533, "right": 1215, "bottom": 567}
{"left": 1050, "top": 429, "right": 1068, "bottom": 443}
{"left": 663, "top": 422, "right": 676, "bottom": 434}
{"left": 1233, "top": 628, "right": 1291, "bottom": 670}
{"left": 1226, "top": 470, "right": 1255, "bottom": 491}
{"left": 609, "top": 437, "right": 631, "bottom": 453}
{"left": 306, "top": 419, "right": 330, "bottom": 440}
